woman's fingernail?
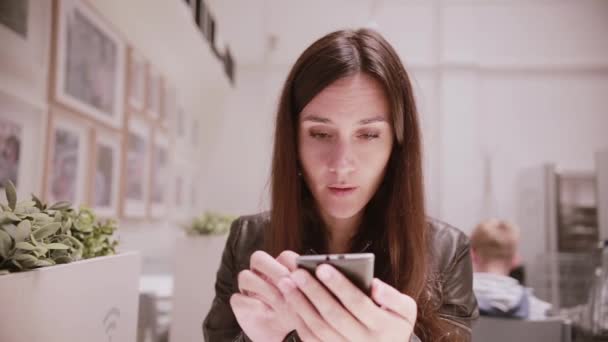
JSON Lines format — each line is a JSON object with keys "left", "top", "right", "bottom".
{"left": 278, "top": 278, "right": 295, "bottom": 294}
{"left": 292, "top": 271, "right": 307, "bottom": 287}
{"left": 317, "top": 265, "right": 332, "bottom": 281}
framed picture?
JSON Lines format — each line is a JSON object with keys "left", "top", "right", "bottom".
{"left": 162, "top": 82, "right": 176, "bottom": 130}
{"left": 149, "top": 131, "right": 169, "bottom": 219}
{"left": 90, "top": 128, "right": 121, "bottom": 218}
{"left": 0, "top": 0, "right": 52, "bottom": 101}
{"left": 45, "top": 109, "right": 90, "bottom": 207}
{"left": 127, "top": 48, "right": 146, "bottom": 113}
{"left": 189, "top": 171, "right": 198, "bottom": 216}
{"left": 146, "top": 66, "right": 162, "bottom": 120}
{"left": 191, "top": 118, "right": 199, "bottom": 149}
{"left": 0, "top": 90, "right": 46, "bottom": 199}
{"left": 53, "top": 0, "right": 126, "bottom": 129}
{"left": 121, "top": 116, "right": 151, "bottom": 218}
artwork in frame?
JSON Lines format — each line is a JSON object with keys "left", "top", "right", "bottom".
{"left": 149, "top": 131, "right": 169, "bottom": 219}
{"left": 127, "top": 48, "right": 146, "bottom": 113}
{"left": 146, "top": 66, "right": 162, "bottom": 120}
{"left": 53, "top": 0, "right": 126, "bottom": 129}
{"left": 0, "top": 0, "right": 29, "bottom": 38}
{"left": 0, "top": 0, "right": 52, "bottom": 100}
{"left": 122, "top": 116, "right": 151, "bottom": 219}
{"left": 0, "top": 116, "right": 22, "bottom": 189}
{"left": 90, "top": 128, "right": 121, "bottom": 218}
{"left": 45, "top": 109, "right": 90, "bottom": 207}
{"left": 162, "top": 82, "right": 176, "bottom": 129}
{"left": 0, "top": 90, "right": 46, "bottom": 199}
{"left": 191, "top": 118, "right": 199, "bottom": 149}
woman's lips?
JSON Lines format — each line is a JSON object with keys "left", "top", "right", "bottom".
{"left": 327, "top": 186, "right": 358, "bottom": 197}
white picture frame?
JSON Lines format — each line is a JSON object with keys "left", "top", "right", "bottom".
{"left": 163, "top": 82, "right": 176, "bottom": 130}
{"left": 149, "top": 131, "right": 169, "bottom": 219}
{"left": 127, "top": 48, "right": 146, "bottom": 113}
{"left": 0, "top": 0, "right": 51, "bottom": 103}
{"left": 90, "top": 128, "right": 121, "bottom": 218}
{"left": 53, "top": 0, "right": 126, "bottom": 129}
{"left": 122, "top": 116, "right": 151, "bottom": 219}
{"left": 146, "top": 66, "right": 162, "bottom": 120}
{"left": 0, "top": 90, "right": 46, "bottom": 200}
{"left": 45, "top": 109, "right": 90, "bottom": 207}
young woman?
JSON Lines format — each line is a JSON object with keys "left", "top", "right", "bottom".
{"left": 203, "top": 28, "right": 478, "bottom": 342}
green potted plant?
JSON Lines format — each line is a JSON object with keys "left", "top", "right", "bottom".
{"left": 0, "top": 181, "right": 141, "bottom": 342}
{"left": 170, "top": 211, "right": 235, "bottom": 342}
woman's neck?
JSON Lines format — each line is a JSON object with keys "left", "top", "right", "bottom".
{"left": 320, "top": 210, "right": 363, "bottom": 254}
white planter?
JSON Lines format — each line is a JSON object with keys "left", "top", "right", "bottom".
{"left": 0, "top": 251, "right": 141, "bottom": 342}
{"left": 169, "top": 234, "right": 228, "bottom": 342}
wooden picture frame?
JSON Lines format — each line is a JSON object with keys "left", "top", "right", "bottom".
{"left": 0, "top": 90, "right": 47, "bottom": 200}
{"left": 44, "top": 108, "right": 90, "bottom": 207}
{"left": 89, "top": 127, "right": 121, "bottom": 218}
{"left": 52, "top": 0, "right": 126, "bottom": 129}
{"left": 127, "top": 48, "right": 147, "bottom": 113}
{"left": 149, "top": 129, "right": 169, "bottom": 219}
{"left": 146, "top": 65, "right": 162, "bottom": 121}
{"left": 0, "top": 0, "right": 52, "bottom": 101}
{"left": 121, "top": 115, "right": 151, "bottom": 219}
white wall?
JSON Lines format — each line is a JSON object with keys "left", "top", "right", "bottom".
{"left": 204, "top": 0, "right": 608, "bottom": 265}
{"left": 84, "top": 0, "right": 232, "bottom": 274}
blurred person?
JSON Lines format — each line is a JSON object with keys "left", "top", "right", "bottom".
{"left": 203, "top": 29, "right": 478, "bottom": 342}
{"left": 471, "top": 219, "right": 551, "bottom": 320}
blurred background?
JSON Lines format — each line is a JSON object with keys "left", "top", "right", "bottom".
{"left": 0, "top": 0, "right": 607, "bottom": 341}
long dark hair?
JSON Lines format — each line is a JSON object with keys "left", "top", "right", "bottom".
{"left": 267, "top": 28, "right": 452, "bottom": 340}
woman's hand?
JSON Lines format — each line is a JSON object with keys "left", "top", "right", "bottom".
{"left": 277, "top": 263, "right": 417, "bottom": 342}
{"left": 230, "top": 250, "right": 317, "bottom": 342}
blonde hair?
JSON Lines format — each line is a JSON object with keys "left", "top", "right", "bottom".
{"left": 470, "top": 219, "right": 519, "bottom": 265}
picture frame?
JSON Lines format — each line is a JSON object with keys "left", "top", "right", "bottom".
{"left": 149, "top": 130, "right": 169, "bottom": 219}
{"left": 52, "top": 0, "right": 126, "bottom": 129}
{"left": 146, "top": 65, "right": 162, "bottom": 121}
{"left": 162, "top": 82, "right": 176, "bottom": 130}
{"left": 89, "top": 127, "right": 121, "bottom": 218}
{"left": 44, "top": 108, "right": 90, "bottom": 207}
{"left": 191, "top": 117, "right": 199, "bottom": 149}
{"left": 0, "top": 90, "right": 46, "bottom": 200}
{"left": 127, "top": 48, "right": 146, "bottom": 113}
{"left": 0, "top": 0, "right": 52, "bottom": 101}
{"left": 121, "top": 115, "right": 151, "bottom": 219}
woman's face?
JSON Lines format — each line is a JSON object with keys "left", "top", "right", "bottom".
{"left": 298, "top": 73, "right": 394, "bottom": 221}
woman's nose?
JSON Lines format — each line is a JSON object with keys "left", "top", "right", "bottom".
{"left": 328, "top": 139, "right": 355, "bottom": 176}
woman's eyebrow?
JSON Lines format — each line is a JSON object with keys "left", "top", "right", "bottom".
{"left": 300, "top": 114, "right": 388, "bottom": 125}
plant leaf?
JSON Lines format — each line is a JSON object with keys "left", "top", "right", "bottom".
{"left": 46, "top": 243, "right": 70, "bottom": 250}
{"left": 49, "top": 201, "right": 71, "bottom": 211}
{"left": 15, "top": 220, "right": 31, "bottom": 243}
{"left": 55, "top": 256, "right": 73, "bottom": 264}
{"left": 0, "top": 229, "right": 12, "bottom": 259}
{"left": 5, "top": 180, "right": 17, "bottom": 211}
{"left": 34, "top": 259, "right": 55, "bottom": 267}
{"left": 15, "top": 241, "right": 36, "bottom": 251}
{"left": 13, "top": 253, "right": 38, "bottom": 268}
{"left": 31, "top": 194, "right": 44, "bottom": 210}
{"left": 33, "top": 222, "right": 61, "bottom": 240}
{"left": 2, "top": 224, "right": 17, "bottom": 240}
{"left": 4, "top": 212, "right": 19, "bottom": 221}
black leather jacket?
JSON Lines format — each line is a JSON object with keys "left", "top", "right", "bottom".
{"left": 203, "top": 213, "right": 479, "bottom": 341}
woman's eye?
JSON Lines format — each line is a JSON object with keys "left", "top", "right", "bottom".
{"left": 310, "top": 132, "right": 331, "bottom": 140}
{"left": 359, "top": 132, "right": 380, "bottom": 140}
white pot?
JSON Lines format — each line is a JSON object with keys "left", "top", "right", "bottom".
{"left": 0, "top": 251, "right": 141, "bottom": 342}
{"left": 169, "top": 234, "right": 228, "bottom": 342}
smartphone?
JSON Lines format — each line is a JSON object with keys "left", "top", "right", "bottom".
{"left": 296, "top": 253, "right": 374, "bottom": 294}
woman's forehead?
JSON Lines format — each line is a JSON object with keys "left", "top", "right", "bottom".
{"left": 300, "top": 74, "right": 390, "bottom": 124}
